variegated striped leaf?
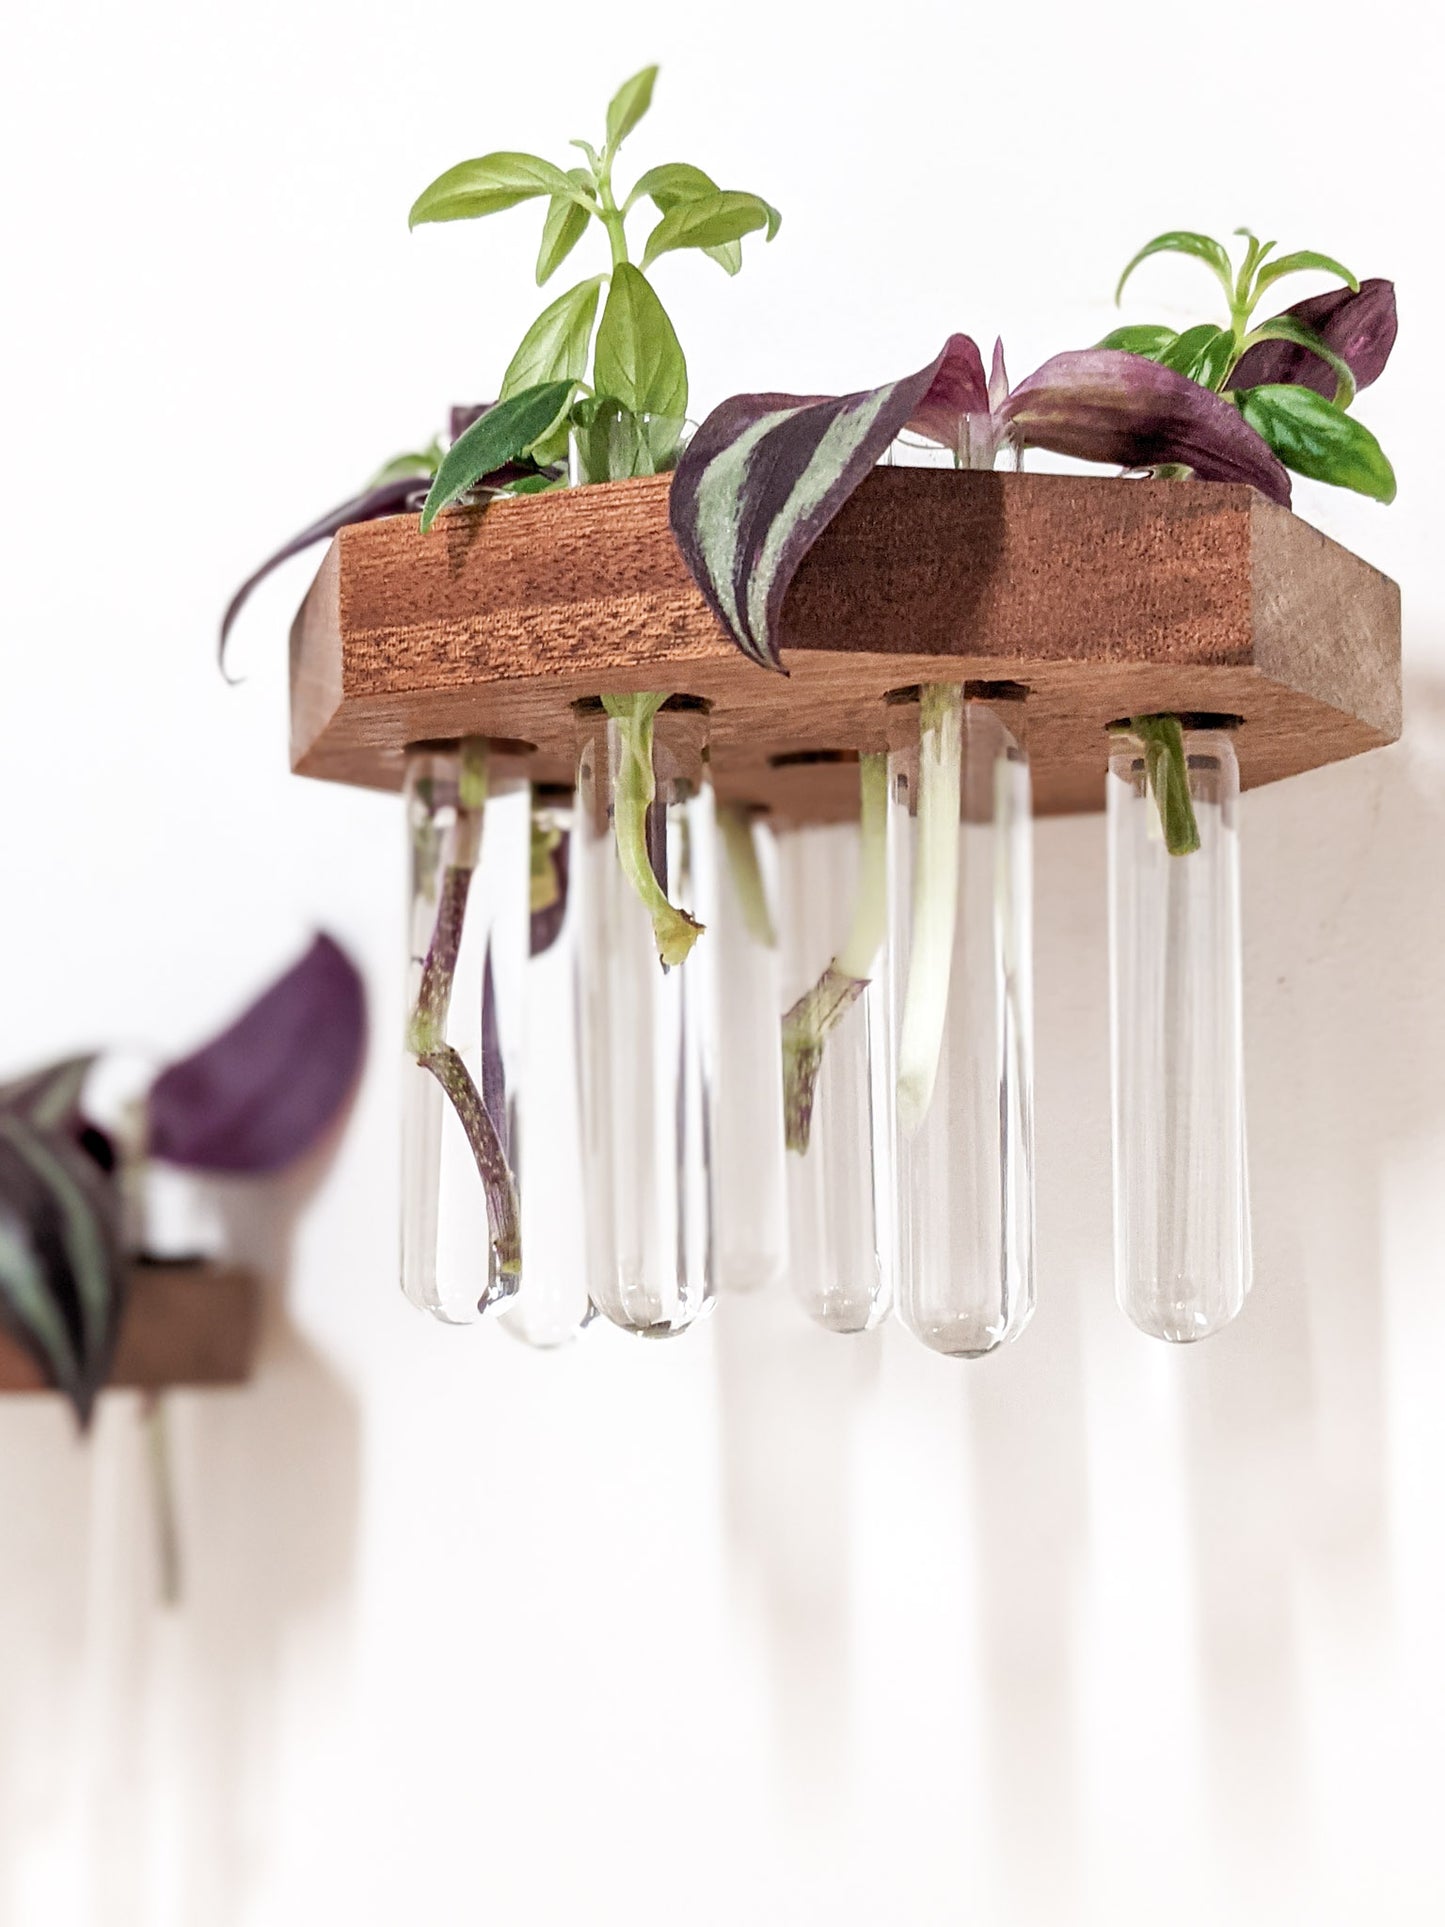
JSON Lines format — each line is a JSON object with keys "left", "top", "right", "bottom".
{"left": 0, "top": 1079, "right": 125, "bottom": 1426}
{"left": 668, "top": 335, "right": 988, "bottom": 672}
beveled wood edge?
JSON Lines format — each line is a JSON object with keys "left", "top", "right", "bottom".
{"left": 286, "top": 471, "right": 1403, "bottom": 817}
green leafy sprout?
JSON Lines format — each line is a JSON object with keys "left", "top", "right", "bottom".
{"left": 1108, "top": 228, "right": 1396, "bottom": 851}
{"left": 410, "top": 67, "right": 777, "bottom": 965}
{"left": 1105, "top": 227, "right": 1396, "bottom": 505}
{"left": 409, "top": 64, "right": 780, "bottom": 529}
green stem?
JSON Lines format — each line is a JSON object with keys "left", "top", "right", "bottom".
{"left": 718, "top": 805, "right": 776, "bottom": 948}
{"left": 896, "top": 685, "right": 963, "bottom": 1137}
{"left": 1131, "top": 715, "right": 1201, "bottom": 856}
{"left": 143, "top": 1394, "right": 181, "bottom": 1607}
{"left": 600, "top": 694, "right": 704, "bottom": 966}
{"left": 595, "top": 165, "right": 630, "bottom": 271}
{"left": 780, "top": 753, "right": 888, "bottom": 1154}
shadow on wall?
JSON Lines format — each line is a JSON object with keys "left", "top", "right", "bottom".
{"left": 1178, "top": 667, "right": 1445, "bottom": 1875}
{"left": 0, "top": 1145, "right": 361, "bottom": 1927}
{"left": 710, "top": 669, "right": 1445, "bottom": 1914}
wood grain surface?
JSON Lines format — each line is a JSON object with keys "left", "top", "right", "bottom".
{"left": 288, "top": 469, "right": 1401, "bottom": 820}
{"left": 0, "top": 1263, "right": 262, "bottom": 1396}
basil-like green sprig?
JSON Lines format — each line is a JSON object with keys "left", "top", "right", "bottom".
{"left": 410, "top": 65, "right": 780, "bottom": 524}
{"left": 1105, "top": 227, "right": 1396, "bottom": 504}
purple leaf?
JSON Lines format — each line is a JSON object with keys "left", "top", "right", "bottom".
{"left": 1227, "top": 277, "right": 1397, "bottom": 397}
{"left": 480, "top": 946, "right": 507, "bottom": 1156}
{"left": 1001, "top": 350, "right": 1292, "bottom": 504}
{"left": 905, "top": 334, "right": 989, "bottom": 445}
{"left": 218, "top": 477, "right": 429, "bottom": 679}
{"left": 148, "top": 935, "right": 366, "bottom": 1174}
{"left": 669, "top": 335, "right": 989, "bottom": 670}
{"left": 450, "top": 402, "right": 493, "bottom": 439}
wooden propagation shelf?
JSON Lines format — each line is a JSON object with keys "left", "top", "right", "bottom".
{"left": 289, "top": 469, "right": 1401, "bottom": 820}
{"left": 0, "top": 1262, "right": 262, "bottom": 1397}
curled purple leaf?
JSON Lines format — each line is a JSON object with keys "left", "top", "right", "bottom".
{"left": 669, "top": 335, "right": 989, "bottom": 670}
{"left": 218, "top": 477, "right": 428, "bottom": 679}
{"left": 1001, "top": 349, "right": 1292, "bottom": 505}
{"left": 148, "top": 935, "right": 367, "bottom": 1174}
{"left": 905, "top": 334, "right": 989, "bottom": 445}
{"left": 1227, "top": 277, "right": 1397, "bottom": 398}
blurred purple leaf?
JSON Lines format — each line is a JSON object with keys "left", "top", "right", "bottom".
{"left": 1001, "top": 350, "right": 1292, "bottom": 504}
{"left": 450, "top": 402, "right": 492, "bottom": 439}
{"left": 148, "top": 935, "right": 366, "bottom": 1174}
{"left": 1227, "top": 277, "right": 1397, "bottom": 398}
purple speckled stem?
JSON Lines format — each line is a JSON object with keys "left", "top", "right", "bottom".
{"left": 406, "top": 773, "right": 522, "bottom": 1281}
{"left": 417, "top": 1045, "right": 521, "bottom": 1280}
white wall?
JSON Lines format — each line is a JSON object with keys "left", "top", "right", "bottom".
{"left": 2, "top": 1, "right": 1443, "bottom": 1921}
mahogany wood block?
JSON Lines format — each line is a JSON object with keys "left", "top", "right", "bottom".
{"left": 0, "top": 1263, "right": 262, "bottom": 1396}
{"left": 289, "top": 469, "right": 1401, "bottom": 820}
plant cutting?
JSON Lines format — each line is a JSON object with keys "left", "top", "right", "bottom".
{"left": 0, "top": 936, "right": 365, "bottom": 1595}
{"left": 407, "top": 63, "right": 779, "bottom": 969}
{"left": 0, "top": 934, "right": 366, "bottom": 1422}
{"left": 1104, "top": 227, "right": 1399, "bottom": 852}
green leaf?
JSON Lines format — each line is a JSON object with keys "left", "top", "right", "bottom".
{"left": 641, "top": 190, "right": 772, "bottom": 268}
{"left": 605, "top": 66, "right": 658, "bottom": 154}
{"left": 501, "top": 277, "right": 605, "bottom": 397}
{"left": 1098, "top": 323, "right": 1179, "bottom": 358}
{"left": 1116, "top": 230, "right": 1235, "bottom": 307}
{"left": 409, "top": 152, "right": 586, "bottom": 229}
{"left": 1253, "top": 249, "right": 1358, "bottom": 297}
{"left": 629, "top": 163, "right": 780, "bottom": 243}
{"left": 593, "top": 264, "right": 688, "bottom": 417}
{"left": 367, "top": 443, "right": 443, "bottom": 486}
{"left": 1242, "top": 316, "right": 1356, "bottom": 408}
{"left": 419, "top": 382, "right": 576, "bottom": 531}
{"left": 1157, "top": 322, "right": 1237, "bottom": 391}
{"left": 536, "top": 169, "right": 594, "bottom": 285}
{"left": 1234, "top": 384, "right": 1396, "bottom": 501}
{"left": 628, "top": 160, "right": 719, "bottom": 211}
{"left": 629, "top": 163, "right": 749, "bottom": 267}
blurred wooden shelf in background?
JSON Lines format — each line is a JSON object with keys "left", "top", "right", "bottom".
{"left": 0, "top": 1262, "right": 262, "bottom": 1396}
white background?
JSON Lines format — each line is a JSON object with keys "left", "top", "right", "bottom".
{"left": 3, "top": 1, "right": 1444, "bottom": 1921}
